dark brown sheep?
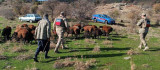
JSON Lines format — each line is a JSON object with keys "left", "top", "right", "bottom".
{"left": 82, "top": 25, "right": 93, "bottom": 38}
{"left": 13, "top": 28, "right": 30, "bottom": 43}
{"left": 67, "top": 26, "right": 80, "bottom": 39}
{"left": 13, "top": 24, "right": 36, "bottom": 43}
{"left": 92, "top": 28, "right": 103, "bottom": 39}
{"left": 2, "top": 26, "right": 12, "bottom": 40}
{"left": 99, "top": 25, "right": 113, "bottom": 36}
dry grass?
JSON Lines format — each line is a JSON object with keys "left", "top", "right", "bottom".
{"left": 127, "top": 49, "right": 140, "bottom": 55}
{"left": 53, "top": 58, "right": 97, "bottom": 70}
{"left": 85, "top": 39, "right": 96, "bottom": 44}
{"left": 74, "top": 61, "right": 89, "bottom": 70}
{"left": 11, "top": 46, "right": 27, "bottom": 53}
{"left": 15, "top": 54, "right": 32, "bottom": 61}
{"left": 4, "top": 65, "right": 16, "bottom": 70}
{"left": 53, "top": 62, "right": 64, "bottom": 69}
{"left": 102, "top": 40, "right": 112, "bottom": 45}
{"left": 92, "top": 45, "right": 101, "bottom": 52}
{"left": 5, "top": 40, "right": 11, "bottom": 47}
{"left": 53, "top": 58, "right": 75, "bottom": 69}
{"left": 112, "top": 24, "right": 138, "bottom": 35}
{"left": 50, "top": 41, "right": 56, "bottom": 49}
{"left": 0, "top": 55, "right": 7, "bottom": 60}
{"left": 74, "top": 59, "right": 97, "bottom": 70}
{"left": 105, "top": 62, "right": 113, "bottom": 66}
{"left": 102, "top": 40, "right": 113, "bottom": 48}
{"left": 25, "top": 62, "right": 39, "bottom": 70}
{"left": 74, "top": 43, "right": 81, "bottom": 45}
{"left": 15, "top": 50, "right": 33, "bottom": 61}
{"left": 142, "top": 64, "right": 150, "bottom": 68}
{"left": 130, "top": 60, "right": 136, "bottom": 70}
{"left": 0, "top": 48, "right": 5, "bottom": 55}
{"left": 11, "top": 38, "right": 17, "bottom": 42}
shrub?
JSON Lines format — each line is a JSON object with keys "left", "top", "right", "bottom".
{"left": 3, "top": 9, "right": 16, "bottom": 20}
{"left": 153, "top": 3, "right": 160, "bottom": 13}
{"left": 0, "top": 55, "right": 7, "bottom": 60}
{"left": 42, "top": 0, "right": 59, "bottom": 21}
{"left": 92, "top": 45, "right": 100, "bottom": 52}
{"left": 126, "top": 9, "right": 141, "bottom": 33}
{"left": 53, "top": 2, "right": 70, "bottom": 18}
{"left": 12, "top": 0, "right": 23, "bottom": 15}
{"left": 37, "top": 8, "right": 45, "bottom": 17}
{"left": 69, "top": 0, "right": 95, "bottom": 21}
{"left": 20, "top": 5, "right": 30, "bottom": 15}
{"left": 85, "top": 39, "right": 96, "bottom": 44}
{"left": 108, "top": 10, "right": 121, "bottom": 20}
{"left": 11, "top": 46, "right": 27, "bottom": 53}
{"left": 30, "top": 5, "right": 38, "bottom": 14}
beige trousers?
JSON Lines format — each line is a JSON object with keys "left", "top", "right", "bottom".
{"left": 139, "top": 28, "right": 149, "bottom": 47}
{"left": 54, "top": 29, "right": 65, "bottom": 52}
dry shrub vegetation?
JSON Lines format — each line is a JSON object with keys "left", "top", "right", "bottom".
{"left": 15, "top": 50, "right": 34, "bottom": 61}
{"left": 108, "top": 9, "right": 121, "bottom": 20}
{"left": 0, "top": 55, "right": 7, "bottom": 60}
{"left": 15, "top": 53, "right": 32, "bottom": 60}
{"left": 74, "top": 59, "right": 97, "bottom": 70}
{"left": 85, "top": 39, "right": 96, "bottom": 44}
{"left": 102, "top": 40, "right": 113, "bottom": 45}
{"left": 2, "top": 9, "right": 15, "bottom": 20}
{"left": 153, "top": 3, "right": 160, "bottom": 14}
{"left": 25, "top": 62, "right": 39, "bottom": 70}
{"left": 53, "top": 58, "right": 97, "bottom": 70}
{"left": 5, "top": 40, "right": 11, "bottom": 47}
{"left": 127, "top": 49, "right": 140, "bottom": 55}
{"left": 53, "top": 58, "right": 75, "bottom": 69}
{"left": 92, "top": 45, "right": 101, "bottom": 52}
{"left": 11, "top": 45, "right": 27, "bottom": 53}
{"left": 0, "top": 47, "right": 5, "bottom": 55}
{"left": 130, "top": 60, "right": 136, "bottom": 70}
{"left": 50, "top": 41, "right": 56, "bottom": 49}
{"left": 126, "top": 9, "right": 141, "bottom": 33}
{"left": 0, "top": 48, "right": 7, "bottom": 60}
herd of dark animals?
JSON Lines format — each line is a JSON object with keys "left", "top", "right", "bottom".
{"left": 66, "top": 24, "right": 113, "bottom": 39}
{"left": 0, "top": 23, "right": 113, "bottom": 44}
{"left": 1, "top": 24, "right": 36, "bottom": 43}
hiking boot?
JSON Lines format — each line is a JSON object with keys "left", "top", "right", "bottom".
{"left": 33, "top": 58, "right": 39, "bottom": 62}
{"left": 143, "top": 47, "right": 149, "bottom": 51}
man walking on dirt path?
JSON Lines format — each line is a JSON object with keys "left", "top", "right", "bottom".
{"left": 34, "top": 14, "right": 51, "bottom": 62}
{"left": 137, "top": 13, "right": 150, "bottom": 51}
{"left": 53, "top": 12, "right": 69, "bottom": 53}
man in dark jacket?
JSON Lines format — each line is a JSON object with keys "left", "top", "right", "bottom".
{"left": 33, "top": 14, "right": 51, "bottom": 62}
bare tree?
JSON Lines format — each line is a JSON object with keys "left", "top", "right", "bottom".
{"left": 3, "top": 9, "right": 16, "bottom": 20}
{"left": 127, "top": 10, "right": 141, "bottom": 33}
{"left": 108, "top": 10, "right": 121, "bottom": 20}
{"left": 70, "top": 0, "right": 95, "bottom": 21}
{"left": 53, "top": 2, "right": 70, "bottom": 17}
{"left": 30, "top": 5, "right": 38, "bottom": 13}
{"left": 20, "top": 4, "right": 30, "bottom": 15}
{"left": 12, "top": 0, "right": 23, "bottom": 15}
{"left": 42, "top": 0, "right": 59, "bottom": 21}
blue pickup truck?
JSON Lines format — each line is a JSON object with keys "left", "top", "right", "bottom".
{"left": 92, "top": 14, "right": 115, "bottom": 24}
